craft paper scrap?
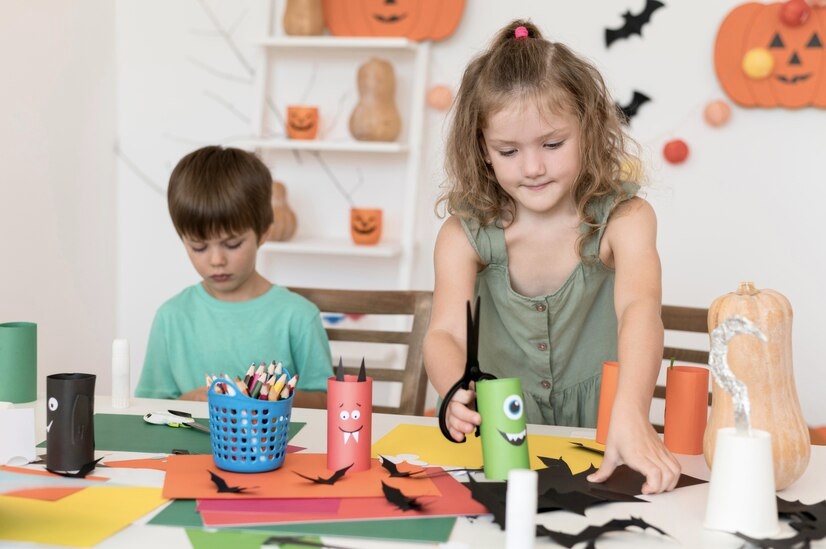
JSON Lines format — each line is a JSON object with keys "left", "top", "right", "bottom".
{"left": 197, "top": 497, "right": 341, "bottom": 515}
{"left": 36, "top": 413, "right": 306, "bottom": 455}
{"left": 198, "top": 468, "right": 487, "bottom": 527}
{"left": 0, "top": 408, "right": 35, "bottom": 465}
{"left": 0, "top": 486, "right": 166, "bottom": 547}
{"left": 372, "top": 424, "right": 604, "bottom": 473}
{"left": 162, "top": 453, "right": 441, "bottom": 500}
{"left": 152, "top": 499, "right": 456, "bottom": 543}
{"left": 186, "top": 529, "right": 320, "bottom": 549}
{"left": 0, "top": 466, "right": 107, "bottom": 500}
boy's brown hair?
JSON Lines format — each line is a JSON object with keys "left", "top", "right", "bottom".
{"left": 167, "top": 146, "right": 273, "bottom": 241}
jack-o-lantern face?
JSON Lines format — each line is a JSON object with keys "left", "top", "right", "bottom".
{"left": 350, "top": 207, "right": 382, "bottom": 245}
{"left": 323, "top": 0, "right": 466, "bottom": 41}
{"left": 286, "top": 106, "right": 319, "bottom": 139}
{"left": 715, "top": 2, "right": 826, "bottom": 108}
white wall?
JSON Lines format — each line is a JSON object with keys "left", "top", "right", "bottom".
{"left": 4, "top": 0, "right": 815, "bottom": 423}
{"left": 0, "top": 1, "right": 116, "bottom": 396}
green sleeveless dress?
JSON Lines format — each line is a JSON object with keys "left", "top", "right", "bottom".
{"left": 460, "top": 186, "right": 638, "bottom": 427}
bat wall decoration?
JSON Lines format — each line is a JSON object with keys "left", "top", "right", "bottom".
{"left": 605, "top": 0, "right": 665, "bottom": 47}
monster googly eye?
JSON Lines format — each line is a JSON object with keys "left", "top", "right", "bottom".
{"left": 48, "top": 397, "right": 59, "bottom": 412}
{"left": 351, "top": 410, "right": 361, "bottom": 420}
{"left": 503, "top": 394, "right": 524, "bottom": 420}
{"left": 339, "top": 410, "right": 350, "bottom": 420}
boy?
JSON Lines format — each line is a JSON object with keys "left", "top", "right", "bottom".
{"left": 135, "top": 145, "right": 333, "bottom": 407}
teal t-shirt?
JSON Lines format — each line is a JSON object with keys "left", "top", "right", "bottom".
{"left": 135, "top": 284, "right": 333, "bottom": 399}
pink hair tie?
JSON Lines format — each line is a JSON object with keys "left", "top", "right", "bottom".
{"left": 514, "top": 26, "right": 529, "bottom": 39}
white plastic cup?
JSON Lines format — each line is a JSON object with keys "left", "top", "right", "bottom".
{"left": 704, "top": 427, "right": 779, "bottom": 537}
{"left": 505, "top": 469, "right": 537, "bottom": 549}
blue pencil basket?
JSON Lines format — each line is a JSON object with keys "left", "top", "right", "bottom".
{"left": 207, "top": 373, "right": 293, "bottom": 473}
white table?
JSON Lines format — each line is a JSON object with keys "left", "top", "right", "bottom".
{"left": 11, "top": 396, "right": 826, "bottom": 548}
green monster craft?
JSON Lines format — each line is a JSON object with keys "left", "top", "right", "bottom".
{"left": 476, "top": 377, "right": 530, "bottom": 480}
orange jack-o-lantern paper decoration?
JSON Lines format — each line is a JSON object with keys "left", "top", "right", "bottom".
{"left": 350, "top": 207, "right": 382, "bottom": 245}
{"left": 322, "top": 0, "right": 466, "bottom": 41}
{"left": 714, "top": 2, "right": 826, "bottom": 108}
{"left": 286, "top": 106, "right": 319, "bottom": 139}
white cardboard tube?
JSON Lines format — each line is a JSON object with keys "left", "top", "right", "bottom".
{"left": 111, "top": 339, "right": 131, "bottom": 409}
{"left": 506, "top": 468, "right": 537, "bottom": 549}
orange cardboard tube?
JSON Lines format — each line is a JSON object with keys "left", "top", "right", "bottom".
{"left": 663, "top": 365, "right": 710, "bottom": 454}
{"left": 595, "top": 361, "right": 619, "bottom": 445}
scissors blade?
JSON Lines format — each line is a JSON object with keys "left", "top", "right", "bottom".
{"left": 466, "top": 297, "right": 480, "bottom": 372}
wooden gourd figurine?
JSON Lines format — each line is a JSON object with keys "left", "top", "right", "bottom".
{"left": 349, "top": 58, "right": 402, "bottom": 142}
{"left": 267, "top": 181, "right": 297, "bottom": 242}
{"left": 282, "top": 0, "right": 324, "bottom": 36}
{"left": 703, "top": 281, "right": 811, "bottom": 490}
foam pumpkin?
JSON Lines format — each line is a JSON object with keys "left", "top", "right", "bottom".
{"left": 350, "top": 207, "right": 382, "bottom": 245}
{"left": 286, "top": 106, "right": 319, "bottom": 140}
{"left": 714, "top": 1, "right": 826, "bottom": 108}
{"left": 267, "top": 181, "right": 297, "bottom": 242}
{"left": 322, "top": 0, "right": 466, "bottom": 41}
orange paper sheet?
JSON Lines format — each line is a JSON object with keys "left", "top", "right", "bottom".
{"left": 371, "top": 424, "right": 603, "bottom": 474}
{"left": 162, "top": 453, "right": 441, "bottom": 500}
{"left": 199, "top": 468, "right": 487, "bottom": 527}
{"left": 0, "top": 486, "right": 166, "bottom": 547}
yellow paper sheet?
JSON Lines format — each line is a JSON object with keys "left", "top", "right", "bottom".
{"left": 0, "top": 486, "right": 166, "bottom": 547}
{"left": 372, "top": 424, "right": 604, "bottom": 473}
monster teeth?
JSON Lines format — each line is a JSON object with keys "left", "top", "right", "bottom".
{"left": 342, "top": 431, "right": 360, "bottom": 444}
{"left": 46, "top": 420, "right": 53, "bottom": 433}
{"left": 352, "top": 431, "right": 359, "bottom": 443}
{"left": 507, "top": 429, "right": 526, "bottom": 443}
{"left": 343, "top": 432, "right": 350, "bottom": 444}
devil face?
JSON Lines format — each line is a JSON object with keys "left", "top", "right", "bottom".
{"left": 326, "top": 375, "right": 373, "bottom": 472}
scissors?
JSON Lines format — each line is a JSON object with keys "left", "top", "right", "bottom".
{"left": 143, "top": 410, "right": 210, "bottom": 433}
{"left": 438, "top": 296, "right": 497, "bottom": 443}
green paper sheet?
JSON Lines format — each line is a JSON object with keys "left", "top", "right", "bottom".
{"left": 37, "top": 414, "right": 304, "bottom": 455}
{"left": 186, "top": 529, "right": 320, "bottom": 549}
{"left": 152, "top": 500, "right": 456, "bottom": 543}
{"left": 0, "top": 322, "right": 37, "bottom": 403}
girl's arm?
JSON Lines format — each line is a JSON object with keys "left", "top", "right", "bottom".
{"left": 587, "top": 197, "right": 681, "bottom": 494}
{"left": 423, "top": 216, "right": 484, "bottom": 441}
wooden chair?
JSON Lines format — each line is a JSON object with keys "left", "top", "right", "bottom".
{"left": 288, "top": 287, "right": 433, "bottom": 416}
{"left": 653, "top": 305, "right": 711, "bottom": 433}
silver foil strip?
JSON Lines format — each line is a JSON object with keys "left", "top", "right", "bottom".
{"left": 708, "top": 315, "right": 767, "bottom": 434}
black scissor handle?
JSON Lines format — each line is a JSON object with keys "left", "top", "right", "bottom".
{"left": 437, "top": 372, "right": 497, "bottom": 443}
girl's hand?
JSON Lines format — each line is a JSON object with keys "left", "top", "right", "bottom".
{"left": 444, "top": 385, "right": 482, "bottom": 442}
{"left": 586, "top": 411, "right": 681, "bottom": 494}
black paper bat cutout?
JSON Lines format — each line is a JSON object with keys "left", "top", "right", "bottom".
{"left": 605, "top": 0, "right": 665, "bottom": 47}
{"left": 465, "top": 475, "right": 508, "bottom": 529}
{"left": 735, "top": 498, "right": 826, "bottom": 548}
{"left": 378, "top": 456, "right": 425, "bottom": 478}
{"left": 293, "top": 463, "right": 353, "bottom": 485}
{"left": 46, "top": 456, "right": 104, "bottom": 478}
{"left": 537, "top": 516, "right": 670, "bottom": 547}
{"left": 208, "top": 470, "right": 255, "bottom": 493}
{"left": 263, "top": 536, "right": 355, "bottom": 549}
{"left": 617, "top": 91, "right": 651, "bottom": 124}
{"left": 381, "top": 481, "right": 423, "bottom": 511}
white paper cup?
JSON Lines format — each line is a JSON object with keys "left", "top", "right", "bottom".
{"left": 704, "top": 427, "right": 779, "bottom": 537}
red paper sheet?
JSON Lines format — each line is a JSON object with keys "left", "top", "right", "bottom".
{"left": 162, "top": 453, "right": 441, "bottom": 500}
{"left": 198, "top": 468, "right": 487, "bottom": 526}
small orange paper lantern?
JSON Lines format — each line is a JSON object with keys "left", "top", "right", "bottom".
{"left": 704, "top": 100, "right": 732, "bottom": 127}
{"left": 350, "top": 207, "right": 382, "bottom": 245}
{"left": 286, "top": 106, "right": 319, "bottom": 140}
{"left": 426, "top": 85, "right": 453, "bottom": 111}
{"left": 663, "top": 139, "right": 689, "bottom": 164}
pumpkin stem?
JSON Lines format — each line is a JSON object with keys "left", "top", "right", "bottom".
{"left": 669, "top": 357, "right": 675, "bottom": 369}
{"left": 737, "top": 281, "right": 758, "bottom": 295}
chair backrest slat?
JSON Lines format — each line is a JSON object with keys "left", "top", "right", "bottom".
{"left": 288, "top": 287, "right": 433, "bottom": 416}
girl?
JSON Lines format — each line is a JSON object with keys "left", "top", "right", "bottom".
{"left": 423, "top": 20, "right": 680, "bottom": 494}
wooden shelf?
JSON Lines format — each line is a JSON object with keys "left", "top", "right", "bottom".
{"left": 231, "top": 137, "right": 408, "bottom": 154}
{"left": 259, "top": 237, "right": 402, "bottom": 258}
{"left": 258, "top": 36, "right": 418, "bottom": 50}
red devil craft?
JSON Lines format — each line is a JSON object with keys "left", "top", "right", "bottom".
{"left": 326, "top": 358, "right": 373, "bottom": 472}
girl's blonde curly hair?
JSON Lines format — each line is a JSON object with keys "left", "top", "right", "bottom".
{"left": 436, "top": 19, "right": 642, "bottom": 260}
